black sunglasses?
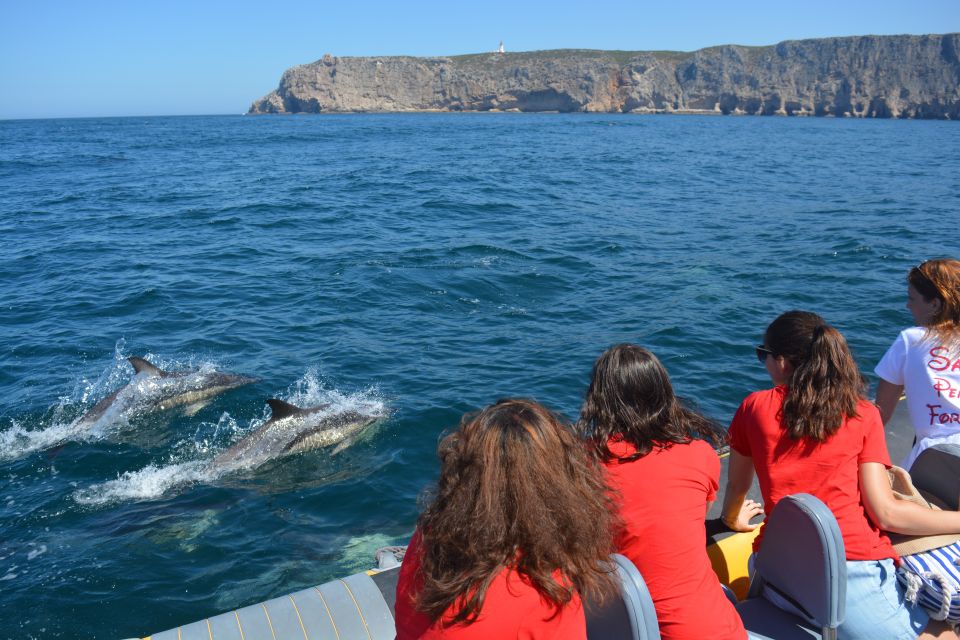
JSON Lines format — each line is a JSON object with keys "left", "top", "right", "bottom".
{"left": 755, "top": 345, "right": 775, "bottom": 362}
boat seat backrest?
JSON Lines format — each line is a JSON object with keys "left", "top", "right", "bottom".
{"left": 585, "top": 553, "right": 661, "bottom": 640}
{"left": 910, "top": 443, "right": 960, "bottom": 509}
{"left": 737, "top": 493, "right": 846, "bottom": 640}
{"left": 147, "top": 571, "right": 396, "bottom": 640}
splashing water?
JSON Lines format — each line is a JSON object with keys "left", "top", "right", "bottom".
{"left": 72, "top": 461, "right": 215, "bottom": 506}
{"left": 70, "top": 369, "right": 387, "bottom": 506}
{"left": 284, "top": 368, "right": 387, "bottom": 419}
{"left": 0, "top": 347, "right": 248, "bottom": 462}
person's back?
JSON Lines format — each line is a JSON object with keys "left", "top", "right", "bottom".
{"left": 578, "top": 344, "right": 752, "bottom": 640}
{"left": 395, "top": 530, "right": 586, "bottom": 640}
{"left": 604, "top": 439, "right": 745, "bottom": 640}
{"left": 728, "top": 386, "right": 894, "bottom": 559}
{"left": 394, "top": 399, "right": 618, "bottom": 639}
{"left": 722, "top": 310, "right": 960, "bottom": 640}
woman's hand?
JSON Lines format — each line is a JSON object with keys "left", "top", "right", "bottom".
{"left": 721, "top": 450, "right": 760, "bottom": 532}
{"left": 722, "top": 499, "right": 764, "bottom": 532}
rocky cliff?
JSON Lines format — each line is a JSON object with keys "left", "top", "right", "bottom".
{"left": 249, "top": 34, "right": 960, "bottom": 119}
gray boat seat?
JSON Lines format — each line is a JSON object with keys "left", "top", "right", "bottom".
{"left": 585, "top": 553, "right": 661, "bottom": 640}
{"left": 909, "top": 443, "right": 960, "bottom": 509}
{"left": 736, "top": 493, "right": 846, "bottom": 640}
{"left": 146, "top": 571, "right": 396, "bottom": 640}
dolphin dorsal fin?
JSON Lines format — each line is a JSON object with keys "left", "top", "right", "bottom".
{"left": 267, "top": 399, "right": 303, "bottom": 420}
{"left": 129, "top": 356, "right": 166, "bottom": 377}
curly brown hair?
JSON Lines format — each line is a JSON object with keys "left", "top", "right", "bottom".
{"left": 909, "top": 258, "right": 960, "bottom": 347}
{"left": 765, "top": 311, "right": 867, "bottom": 441}
{"left": 414, "top": 398, "right": 619, "bottom": 625}
{"left": 577, "top": 344, "right": 725, "bottom": 461}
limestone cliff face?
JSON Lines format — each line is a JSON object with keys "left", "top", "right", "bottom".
{"left": 249, "top": 35, "right": 960, "bottom": 119}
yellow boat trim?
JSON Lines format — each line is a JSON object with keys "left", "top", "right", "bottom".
{"left": 206, "top": 618, "right": 213, "bottom": 640}
{"left": 338, "top": 579, "right": 372, "bottom": 640}
{"left": 234, "top": 610, "right": 246, "bottom": 640}
{"left": 313, "top": 587, "right": 341, "bottom": 640}
{"left": 287, "top": 595, "right": 310, "bottom": 640}
{"left": 260, "top": 603, "right": 278, "bottom": 640}
{"left": 707, "top": 528, "right": 761, "bottom": 600}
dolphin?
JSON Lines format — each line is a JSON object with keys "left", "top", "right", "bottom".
{"left": 76, "top": 356, "right": 259, "bottom": 428}
{"left": 210, "top": 399, "right": 382, "bottom": 472}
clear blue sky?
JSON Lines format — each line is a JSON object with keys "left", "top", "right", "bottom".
{"left": 1, "top": 0, "right": 957, "bottom": 119}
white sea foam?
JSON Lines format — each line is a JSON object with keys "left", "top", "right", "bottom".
{"left": 72, "top": 460, "right": 216, "bottom": 506}
{"left": 0, "top": 419, "right": 88, "bottom": 462}
{"left": 26, "top": 545, "right": 46, "bottom": 561}
{"left": 283, "top": 368, "right": 386, "bottom": 420}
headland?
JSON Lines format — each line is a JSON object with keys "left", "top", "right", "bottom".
{"left": 249, "top": 34, "right": 960, "bottom": 119}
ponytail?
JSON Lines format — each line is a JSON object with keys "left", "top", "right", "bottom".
{"left": 766, "top": 311, "right": 866, "bottom": 441}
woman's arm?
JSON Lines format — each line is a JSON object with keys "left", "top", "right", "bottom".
{"left": 875, "top": 379, "right": 904, "bottom": 425}
{"left": 860, "top": 462, "right": 960, "bottom": 534}
{"left": 721, "top": 451, "right": 762, "bottom": 532}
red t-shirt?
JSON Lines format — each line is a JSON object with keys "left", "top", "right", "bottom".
{"left": 603, "top": 438, "right": 746, "bottom": 640}
{"left": 394, "top": 529, "right": 586, "bottom": 640}
{"left": 728, "top": 385, "right": 897, "bottom": 562}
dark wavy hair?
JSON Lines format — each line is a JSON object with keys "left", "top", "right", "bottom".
{"left": 414, "top": 399, "right": 619, "bottom": 625}
{"left": 909, "top": 258, "right": 960, "bottom": 347}
{"left": 765, "top": 311, "right": 866, "bottom": 441}
{"left": 577, "top": 344, "right": 724, "bottom": 461}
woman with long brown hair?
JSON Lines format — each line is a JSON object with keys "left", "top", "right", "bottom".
{"left": 578, "top": 344, "right": 757, "bottom": 640}
{"left": 722, "top": 310, "right": 960, "bottom": 639}
{"left": 394, "top": 398, "right": 619, "bottom": 639}
{"left": 876, "top": 258, "right": 960, "bottom": 469}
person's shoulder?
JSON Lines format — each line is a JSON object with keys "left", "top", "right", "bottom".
{"left": 900, "top": 326, "right": 929, "bottom": 344}
{"left": 847, "top": 399, "right": 883, "bottom": 434}
{"left": 603, "top": 437, "right": 638, "bottom": 462}
{"left": 686, "top": 438, "right": 720, "bottom": 458}
{"left": 740, "top": 386, "right": 783, "bottom": 408}
{"left": 854, "top": 398, "right": 881, "bottom": 420}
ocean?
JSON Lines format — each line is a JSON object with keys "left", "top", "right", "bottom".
{"left": 0, "top": 113, "right": 956, "bottom": 639}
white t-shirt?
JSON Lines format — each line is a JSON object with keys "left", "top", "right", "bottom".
{"left": 875, "top": 326, "right": 960, "bottom": 469}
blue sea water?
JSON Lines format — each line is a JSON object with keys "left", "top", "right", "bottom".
{"left": 0, "top": 113, "right": 957, "bottom": 639}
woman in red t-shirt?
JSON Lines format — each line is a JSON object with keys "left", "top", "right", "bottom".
{"left": 721, "top": 310, "right": 960, "bottom": 640}
{"left": 394, "top": 399, "right": 619, "bottom": 639}
{"left": 577, "top": 344, "right": 758, "bottom": 640}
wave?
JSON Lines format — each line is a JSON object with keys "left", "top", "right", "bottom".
{"left": 0, "top": 419, "right": 92, "bottom": 462}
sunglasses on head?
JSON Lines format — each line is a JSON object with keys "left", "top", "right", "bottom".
{"left": 755, "top": 345, "right": 775, "bottom": 362}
